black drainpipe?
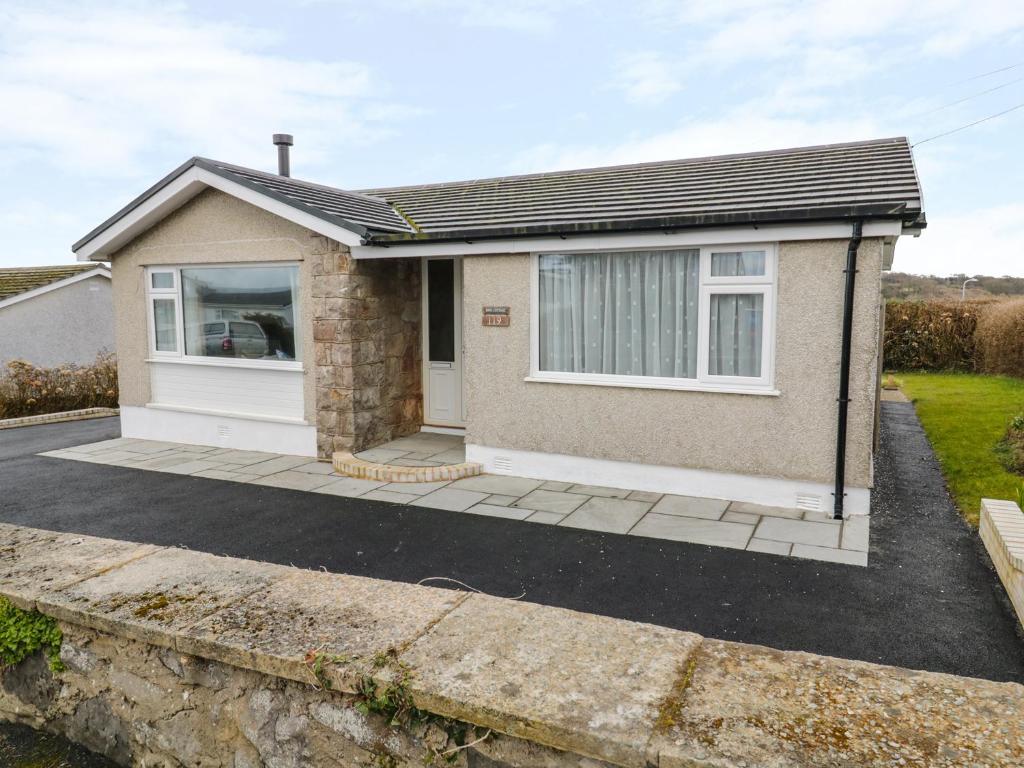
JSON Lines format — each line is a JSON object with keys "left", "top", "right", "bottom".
{"left": 833, "top": 220, "right": 863, "bottom": 520}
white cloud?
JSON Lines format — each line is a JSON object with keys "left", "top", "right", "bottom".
{"left": 508, "top": 112, "right": 882, "bottom": 173}
{"left": 893, "top": 204, "right": 1024, "bottom": 277}
{"left": 610, "top": 52, "right": 681, "bottom": 105}
{"left": 307, "top": 0, "right": 582, "bottom": 33}
{"left": 0, "top": 2, "right": 419, "bottom": 178}
{"left": 645, "top": 0, "right": 1024, "bottom": 59}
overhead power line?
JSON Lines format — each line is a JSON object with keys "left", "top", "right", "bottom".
{"left": 909, "top": 75, "right": 1024, "bottom": 119}
{"left": 952, "top": 61, "right": 1024, "bottom": 86}
{"left": 912, "top": 100, "right": 1024, "bottom": 147}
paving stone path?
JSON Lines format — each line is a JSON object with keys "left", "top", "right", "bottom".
{"left": 41, "top": 431, "right": 868, "bottom": 566}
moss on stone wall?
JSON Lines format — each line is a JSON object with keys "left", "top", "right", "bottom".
{"left": 0, "top": 597, "right": 63, "bottom": 673}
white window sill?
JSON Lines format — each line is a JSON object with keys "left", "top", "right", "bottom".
{"left": 524, "top": 374, "right": 780, "bottom": 396}
{"left": 145, "top": 403, "right": 310, "bottom": 425}
{"left": 146, "top": 357, "right": 303, "bottom": 373}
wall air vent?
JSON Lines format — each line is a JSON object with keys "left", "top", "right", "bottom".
{"left": 492, "top": 456, "right": 513, "bottom": 473}
{"left": 795, "top": 493, "right": 821, "bottom": 512}
{"left": 217, "top": 425, "right": 231, "bottom": 438}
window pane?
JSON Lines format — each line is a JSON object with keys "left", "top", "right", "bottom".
{"left": 709, "top": 293, "right": 764, "bottom": 377}
{"left": 181, "top": 266, "right": 299, "bottom": 360}
{"left": 427, "top": 259, "right": 455, "bottom": 362}
{"left": 711, "top": 250, "right": 766, "bottom": 277}
{"left": 151, "top": 272, "right": 174, "bottom": 290}
{"left": 538, "top": 249, "right": 699, "bottom": 378}
{"left": 152, "top": 299, "right": 177, "bottom": 352}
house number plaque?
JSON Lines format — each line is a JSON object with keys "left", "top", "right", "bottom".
{"left": 482, "top": 306, "right": 510, "bottom": 327}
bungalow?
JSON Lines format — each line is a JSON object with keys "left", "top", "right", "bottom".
{"left": 73, "top": 136, "right": 925, "bottom": 518}
{"left": 0, "top": 263, "right": 113, "bottom": 367}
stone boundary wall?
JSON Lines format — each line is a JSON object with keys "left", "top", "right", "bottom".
{"left": 0, "top": 407, "right": 118, "bottom": 430}
{"left": 980, "top": 498, "right": 1024, "bottom": 629}
{"left": 1, "top": 523, "right": 1022, "bottom": 768}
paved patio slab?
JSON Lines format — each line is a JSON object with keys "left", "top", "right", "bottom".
{"left": 36, "top": 431, "right": 871, "bottom": 566}
{"left": 560, "top": 496, "right": 651, "bottom": 534}
{"left": 631, "top": 513, "right": 754, "bottom": 549}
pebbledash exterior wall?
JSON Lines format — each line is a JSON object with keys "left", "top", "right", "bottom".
{"left": 109, "top": 189, "right": 421, "bottom": 459}
{"left": 108, "top": 188, "right": 884, "bottom": 500}
{"left": 461, "top": 238, "right": 884, "bottom": 494}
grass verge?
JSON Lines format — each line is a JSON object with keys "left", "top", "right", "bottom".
{"left": 898, "top": 372, "right": 1024, "bottom": 526}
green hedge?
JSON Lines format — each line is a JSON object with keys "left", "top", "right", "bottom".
{"left": 883, "top": 301, "right": 982, "bottom": 372}
{"left": 885, "top": 299, "right": 1024, "bottom": 378}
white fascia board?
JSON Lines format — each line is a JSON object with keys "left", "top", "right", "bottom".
{"left": 75, "top": 167, "right": 364, "bottom": 262}
{"left": 0, "top": 266, "right": 111, "bottom": 311}
{"left": 350, "top": 220, "right": 903, "bottom": 259}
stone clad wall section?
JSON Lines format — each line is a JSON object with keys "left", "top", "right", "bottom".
{"left": 1, "top": 523, "right": 1022, "bottom": 768}
{"left": 311, "top": 238, "right": 422, "bottom": 457}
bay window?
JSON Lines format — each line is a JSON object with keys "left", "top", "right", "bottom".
{"left": 145, "top": 264, "right": 301, "bottom": 366}
{"left": 531, "top": 245, "right": 775, "bottom": 393}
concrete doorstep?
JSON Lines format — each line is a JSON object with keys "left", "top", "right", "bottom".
{"left": 1, "top": 522, "right": 1022, "bottom": 768}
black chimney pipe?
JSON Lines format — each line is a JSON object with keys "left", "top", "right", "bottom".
{"left": 833, "top": 220, "right": 863, "bottom": 519}
{"left": 273, "top": 134, "right": 293, "bottom": 177}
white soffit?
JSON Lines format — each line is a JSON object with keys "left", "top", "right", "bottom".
{"left": 75, "top": 167, "right": 365, "bottom": 262}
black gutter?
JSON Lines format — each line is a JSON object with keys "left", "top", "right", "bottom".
{"left": 833, "top": 220, "right": 863, "bottom": 519}
{"left": 362, "top": 202, "right": 914, "bottom": 246}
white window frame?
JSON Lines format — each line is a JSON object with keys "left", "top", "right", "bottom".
{"left": 144, "top": 263, "right": 303, "bottom": 371}
{"left": 147, "top": 269, "right": 181, "bottom": 358}
{"left": 527, "top": 244, "right": 778, "bottom": 395}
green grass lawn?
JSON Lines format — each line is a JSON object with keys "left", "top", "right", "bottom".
{"left": 897, "top": 372, "right": 1024, "bottom": 526}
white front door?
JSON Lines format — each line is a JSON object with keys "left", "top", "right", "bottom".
{"left": 422, "top": 256, "right": 464, "bottom": 427}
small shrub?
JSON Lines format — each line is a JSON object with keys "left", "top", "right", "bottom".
{"left": 0, "top": 353, "right": 118, "bottom": 419}
{"left": 996, "top": 413, "right": 1024, "bottom": 476}
{"left": 976, "top": 298, "right": 1024, "bottom": 378}
{"left": 0, "top": 596, "right": 64, "bottom": 673}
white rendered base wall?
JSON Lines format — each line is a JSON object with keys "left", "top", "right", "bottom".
{"left": 120, "top": 405, "right": 317, "bottom": 457}
{"left": 465, "top": 444, "right": 870, "bottom": 516}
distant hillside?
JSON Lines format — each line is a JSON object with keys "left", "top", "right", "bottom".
{"left": 883, "top": 272, "right": 1024, "bottom": 301}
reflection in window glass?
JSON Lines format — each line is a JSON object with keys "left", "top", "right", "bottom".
{"left": 709, "top": 293, "right": 763, "bottom": 377}
{"left": 711, "top": 251, "right": 766, "bottom": 277}
{"left": 181, "top": 267, "right": 300, "bottom": 360}
{"left": 151, "top": 272, "right": 174, "bottom": 290}
{"left": 152, "top": 299, "right": 177, "bottom": 352}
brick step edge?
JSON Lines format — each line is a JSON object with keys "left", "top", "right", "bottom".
{"left": 0, "top": 407, "right": 119, "bottom": 430}
{"left": 332, "top": 450, "right": 482, "bottom": 483}
{"left": 980, "top": 498, "right": 1024, "bottom": 629}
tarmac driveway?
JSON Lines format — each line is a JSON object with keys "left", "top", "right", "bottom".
{"left": 1, "top": 404, "right": 1022, "bottom": 682}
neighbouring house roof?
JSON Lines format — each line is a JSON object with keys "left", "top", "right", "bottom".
{"left": 73, "top": 137, "right": 925, "bottom": 258}
{"left": 0, "top": 264, "right": 108, "bottom": 302}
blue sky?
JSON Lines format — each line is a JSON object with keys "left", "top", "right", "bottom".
{"left": 2, "top": 0, "right": 1023, "bottom": 275}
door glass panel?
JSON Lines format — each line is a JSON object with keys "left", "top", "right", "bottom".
{"left": 427, "top": 259, "right": 455, "bottom": 362}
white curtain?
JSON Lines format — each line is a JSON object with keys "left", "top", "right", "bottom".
{"left": 709, "top": 294, "right": 763, "bottom": 377}
{"left": 538, "top": 249, "right": 699, "bottom": 378}
{"left": 711, "top": 250, "right": 766, "bottom": 277}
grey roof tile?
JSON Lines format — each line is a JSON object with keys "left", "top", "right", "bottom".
{"left": 74, "top": 137, "right": 925, "bottom": 255}
{"left": 360, "top": 137, "right": 924, "bottom": 242}
{"left": 0, "top": 264, "right": 101, "bottom": 301}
